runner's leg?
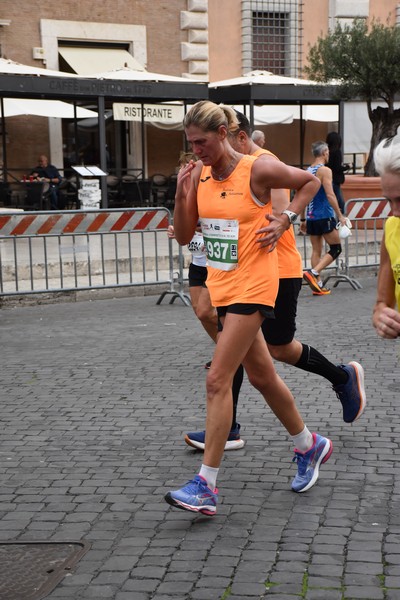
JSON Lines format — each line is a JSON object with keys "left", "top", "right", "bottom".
{"left": 203, "top": 311, "right": 264, "bottom": 468}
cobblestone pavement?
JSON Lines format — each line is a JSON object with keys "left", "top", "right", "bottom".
{"left": 1, "top": 276, "right": 399, "bottom": 600}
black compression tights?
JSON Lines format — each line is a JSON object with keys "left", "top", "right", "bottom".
{"left": 294, "top": 343, "right": 348, "bottom": 386}
{"left": 231, "top": 364, "right": 244, "bottom": 429}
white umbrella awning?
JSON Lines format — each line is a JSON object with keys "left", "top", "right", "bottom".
{"left": 0, "top": 57, "right": 79, "bottom": 77}
{"left": 0, "top": 98, "right": 98, "bottom": 118}
{"left": 343, "top": 100, "right": 400, "bottom": 153}
{"left": 86, "top": 66, "right": 203, "bottom": 83}
{"left": 237, "top": 104, "right": 337, "bottom": 124}
{"left": 252, "top": 105, "right": 294, "bottom": 125}
{"left": 110, "top": 101, "right": 338, "bottom": 129}
{"left": 302, "top": 104, "right": 338, "bottom": 122}
{"left": 209, "top": 70, "right": 321, "bottom": 88}
{"left": 112, "top": 102, "right": 293, "bottom": 128}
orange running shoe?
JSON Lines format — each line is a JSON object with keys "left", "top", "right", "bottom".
{"left": 312, "top": 286, "right": 331, "bottom": 296}
{"left": 303, "top": 270, "right": 322, "bottom": 293}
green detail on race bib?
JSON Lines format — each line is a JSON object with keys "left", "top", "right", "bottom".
{"left": 201, "top": 218, "right": 239, "bottom": 271}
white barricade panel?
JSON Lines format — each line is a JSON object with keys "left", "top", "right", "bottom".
{"left": 346, "top": 198, "right": 391, "bottom": 220}
{"left": 0, "top": 208, "right": 185, "bottom": 298}
{"left": 0, "top": 209, "right": 170, "bottom": 236}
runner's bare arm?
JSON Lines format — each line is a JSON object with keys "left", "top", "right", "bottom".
{"left": 373, "top": 236, "right": 400, "bottom": 338}
{"left": 173, "top": 161, "right": 201, "bottom": 245}
{"left": 253, "top": 159, "right": 320, "bottom": 248}
{"left": 271, "top": 188, "right": 291, "bottom": 214}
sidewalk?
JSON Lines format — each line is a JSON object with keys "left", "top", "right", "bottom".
{"left": 1, "top": 276, "right": 399, "bottom": 600}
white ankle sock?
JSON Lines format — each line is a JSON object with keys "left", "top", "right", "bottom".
{"left": 291, "top": 426, "right": 314, "bottom": 453}
{"left": 311, "top": 269, "right": 319, "bottom": 276}
{"left": 199, "top": 464, "right": 219, "bottom": 490}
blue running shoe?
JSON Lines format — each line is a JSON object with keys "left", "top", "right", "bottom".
{"left": 291, "top": 433, "right": 333, "bottom": 493}
{"left": 333, "top": 361, "right": 366, "bottom": 423}
{"left": 184, "top": 423, "right": 245, "bottom": 451}
{"left": 164, "top": 475, "right": 218, "bottom": 515}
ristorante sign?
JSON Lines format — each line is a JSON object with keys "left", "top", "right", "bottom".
{"left": 113, "top": 102, "right": 184, "bottom": 123}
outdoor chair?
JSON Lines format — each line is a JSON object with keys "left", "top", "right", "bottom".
{"left": 164, "top": 174, "right": 177, "bottom": 210}
{"left": 121, "top": 176, "right": 142, "bottom": 207}
{"left": 22, "top": 181, "right": 50, "bottom": 210}
{"left": 150, "top": 173, "right": 168, "bottom": 206}
{"left": 106, "top": 175, "right": 121, "bottom": 206}
{"left": 137, "top": 179, "right": 153, "bottom": 205}
{"left": 0, "top": 181, "right": 11, "bottom": 207}
{"left": 59, "top": 178, "right": 79, "bottom": 210}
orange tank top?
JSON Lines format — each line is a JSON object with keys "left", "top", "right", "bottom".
{"left": 252, "top": 147, "right": 302, "bottom": 278}
{"left": 197, "top": 154, "right": 279, "bottom": 307}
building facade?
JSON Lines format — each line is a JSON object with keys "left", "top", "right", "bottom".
{"left": 0, "top": 0, "right": 399, "bottom": 180}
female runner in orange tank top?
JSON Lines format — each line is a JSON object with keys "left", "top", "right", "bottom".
{"left": 164, "top": 101, "right": 332, "bottom": 515}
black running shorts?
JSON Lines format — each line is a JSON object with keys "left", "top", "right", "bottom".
{"left": 306, "top": 217, "right": 337, "bottom": 236}
{"left": 188, "top": 262, "right": 207, "bottom": 287}
{"left": 217, "top": 303, "right": 275, "bottom": 332}
{"left": 261, "top": 278, "right": 302, "bottom": 346}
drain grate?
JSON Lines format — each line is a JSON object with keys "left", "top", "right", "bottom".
{"left": 0, "top": 541, "right": 90, "bottom": 600}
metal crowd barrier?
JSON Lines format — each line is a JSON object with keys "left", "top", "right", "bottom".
{"left": 0, "top": 207, "right": 190, "bottom": 305}
{"left": 0, "top": 198, "right": 389, "bottom": 301}
{"left": 296, "top": 197, "right": 390, "bottom": 290}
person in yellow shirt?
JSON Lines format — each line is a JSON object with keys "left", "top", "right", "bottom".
{"left": 372, "top": 135, "right": 400, "bottom": 338}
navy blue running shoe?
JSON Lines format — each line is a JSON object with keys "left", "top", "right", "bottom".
{"left": 184, "top": 423, "right": 245, "bottom": 451}
{"left": 333, "top": 361, "right": 366, "bottom": 423}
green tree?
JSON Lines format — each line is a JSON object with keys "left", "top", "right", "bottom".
{"left": 305, "top": 19, "right": 400, "bottom": 175}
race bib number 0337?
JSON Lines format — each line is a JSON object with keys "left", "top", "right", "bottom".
{"left": 201, "top": 218, "right": 239, "bottom": 271}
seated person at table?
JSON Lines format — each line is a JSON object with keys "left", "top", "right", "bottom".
{"left": 31, "top": 155, "right": 62, "bottom": 210}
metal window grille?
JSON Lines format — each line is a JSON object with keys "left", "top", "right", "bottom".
{"left": 242, "top": 0, "right": 303, "bottom": 77}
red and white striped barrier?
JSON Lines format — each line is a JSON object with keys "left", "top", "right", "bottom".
{"left": 346, "top": 198, "right": 392, "bottom": 220}
{"left": 0, "top": 208, "right": 170, "bottom": 237}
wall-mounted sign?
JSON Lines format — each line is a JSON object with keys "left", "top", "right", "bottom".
{"left": 113, "top": 102, "right": 184, "bottom": 123}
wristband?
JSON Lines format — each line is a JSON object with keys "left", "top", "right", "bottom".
{"left": 300, "top": 218, "right": 306, "bottom": 222}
